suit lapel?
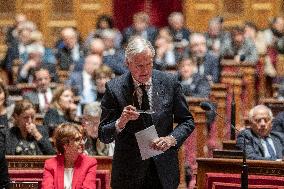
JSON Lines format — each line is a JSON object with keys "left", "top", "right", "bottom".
{"left": 271, "top": 136, "right": 282, "bottom": 158}
{"left": 151, "top": 72, "right": 165, "bottom": 126}
{"left": 122, "top": 73, "right": 135, "bottom": 106}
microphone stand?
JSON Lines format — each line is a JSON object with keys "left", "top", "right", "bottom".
{"left": 241, "top": 137, "right": 248, "bottom": 189}
{"left": 199, "top": 102, "right": 248, "bottom": 189}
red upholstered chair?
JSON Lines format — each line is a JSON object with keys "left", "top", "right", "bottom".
{"left": 212, "top": 182, "right": 281, "bottom": 189}
{"left": 206, "top": 172, "right": 284, "bottom": 189}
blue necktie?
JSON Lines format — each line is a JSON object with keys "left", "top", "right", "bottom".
{"left": 265, "top": 138, "right": 277, "bottom": 160}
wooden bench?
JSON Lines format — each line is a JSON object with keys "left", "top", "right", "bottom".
{"left": 196, "top": 158, "right": 284, "bottom": 189}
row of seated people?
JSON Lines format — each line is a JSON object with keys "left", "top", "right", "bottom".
{"left": 0, "top": 122, "right": 107, "bottom": 189}
{"left": 2, "top": 11, "right": 284, "bottom": 96}
{"left": 0, "top": 80, "right": 114, "bottom": 156}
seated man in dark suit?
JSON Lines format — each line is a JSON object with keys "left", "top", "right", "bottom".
{"left": 23, "top": 68, "right": 53, "bottom": 114}
{"left": 236, "top": 105, "right": 284, "bottom": 160}
{"left": 187, "top": 33, "right": 220, "bottom": 84}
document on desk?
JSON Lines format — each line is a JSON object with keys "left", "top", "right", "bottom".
{"left": 135, "top": 125, "right": 164, "bottom": 160}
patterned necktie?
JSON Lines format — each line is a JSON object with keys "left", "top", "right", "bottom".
{"left": 140, "top": 85, "right": 150, "bottom": 110}
{"left": 140, "top": 85, "right": 153, "bottom": 127}
{"left": 265, "top": 138, "right": 277, "bottom": 160}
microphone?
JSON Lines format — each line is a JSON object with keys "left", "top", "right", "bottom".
{"left": 200, "top": 101, "right": 239, "bottom": 132}
{"left": 199, "top": 101, "right": 248, "bottom": 189}
{"left": 240, "top": 54, "right": 246, "bottom": 62}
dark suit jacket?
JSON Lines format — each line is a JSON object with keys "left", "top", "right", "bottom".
{"left": 236, "top": 128, "right": 284, "bottom": 160}
{"left": 23, "top": 88, "right": 54, "bottom": 113}
{"left": 5, "top": 125, "right": 55, "bottom": 155}
{"left": 178, "top": 73, "right": 211, "bottom": 98}
{"left": 42, "top": 154, "right": 97, "bottom": 189}
{"left": 202, "top": 52, "right": 220, "bottom": 83}
{"left": 0, "top": 127, "right": 10, "bottom": 189}
{"left": 43, "top": 108, "right": 71, "bottom": 137}
{"left": 98, "top": 70, "right": 195, "bottom": 189}
{"left": 272, "top": 111, "right": 284, "bottom": 133}
{"left": 56, "top": 45, "right": 85, "bottom": 71}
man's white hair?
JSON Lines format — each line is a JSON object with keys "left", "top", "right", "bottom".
{"left": 248, "top": 105, "right": 273, "bottom": 122}
{"left": 125, "top": 36, "right": 155, "bottom": 61}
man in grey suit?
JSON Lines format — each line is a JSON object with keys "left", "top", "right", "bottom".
{"left": 99, "top": 36, "right": 195, "bottom": 189}
{"left": 23, "top": 68, "right": 53, "bottom": 113}
{"left": 236, "top": 105, "right": 284, "bottom": 160}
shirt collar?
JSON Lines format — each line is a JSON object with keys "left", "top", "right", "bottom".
{"left": 132, "top": 76, "right": 152, "bottom": 89}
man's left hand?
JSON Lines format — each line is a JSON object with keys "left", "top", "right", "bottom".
{"left": 151, "top": 136, "right": 176, "bottom": 151}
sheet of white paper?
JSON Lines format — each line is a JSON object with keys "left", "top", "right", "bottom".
{"left": 135, "top": 125, "right": 163, "bottom": 160}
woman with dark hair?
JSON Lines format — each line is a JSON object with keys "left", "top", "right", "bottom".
{"left": 43, "top": 86, "right": 77, "bottom": 137}
{"left": 85, "top": 14, "right": 122, "bottom": 49}
{"left": 42, "top": 123, "right": 97, "bottom": 189}
{"left": 5, "top": 99, "right": 55, "bottom": 155}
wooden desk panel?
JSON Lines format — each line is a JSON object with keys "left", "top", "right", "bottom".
{"left": 196, "top": 158, "right": 284, "bottom": 189}
{"left": 6, "top": 155, "right": 113, "bottom": 172}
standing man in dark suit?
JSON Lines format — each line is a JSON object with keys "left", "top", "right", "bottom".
{"left": 99, "top": 36, "right": 195, "bottom": 189}
{"left": 236, "top": 105, "right": 284, "bottom": 160}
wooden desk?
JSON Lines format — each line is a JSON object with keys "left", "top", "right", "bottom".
{"left": 6, "top": 155, "right": 113, "bottom": 172}
{"left": 196, "top": 158, "right": 284, "bottom": 189}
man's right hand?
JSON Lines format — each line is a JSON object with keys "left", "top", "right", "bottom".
{"left": 117, "top": 105, "right": 140, "bottom": 130}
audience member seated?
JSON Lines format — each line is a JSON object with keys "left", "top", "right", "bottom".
{"left": 85, "top": 14, "right": 122, "bottom": 49}
{"left": 236, "top": 105, "right": 284, "bottom": 160}
{"left": 0, "top": 79, "right": 13, "bottom": 128}
{"left": 101, "top": 29, "right": 128, "bottom": 75}
{"left": 82, "top": 102, "right": 115, "bottom": 156}
{"left": 167, "top": 12, "right": 190, "bottom": 48}
{"left": 17, "top": 43, "right": 58, "bottom": 83}
{"left": 23, "top": 68, "right": 53, "bottom": 114}
{"left": 272, "top": 107, "right": 284, "bottom": 134}
{"left": 154, "top": 27, "right": 178, "bottom": 70}
{"left": 93, "top": 65, "right": 114, "bottom": 102}
{"left": 187, "top": 33, "right": 220, "bottom": 83}
{"left": 205, "top": 16, "right": 232, "bottom": 58}
{"left": 56, "top": 27, "right": 86, "bottom": 71}
{"left": 177, "top": 58, "right": 211, "bottom": 97}
{"left": 43, "top": 86, "right": 77, "bottom": 137}
{"left": 263, "top": 16, "right": 284, "bottom": 54}
{"left": 42, "top": 123, "right": 97, "bottom": 189}
{"left": 122, "top": 11, "right": 157, "bottom": 46}
{"left": 5, "top": 13, "right": 27, "bottom": 48}
{"left": 66, "top": 55, "right": 102, "bottom": 108}
{"left": 3, "top": 21, "right": 37, "bottom": 82}
{"left": 5, "top": 99, "right": 55, "bottom": 155}
{"left": 0, "top": 127, "right": 9, "bottom": 189}
{"left": 223, "top": 26, "right": 258, "bottom": 64}
{"left": 21, "top": 30, "right": 56, "bottom": 65}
